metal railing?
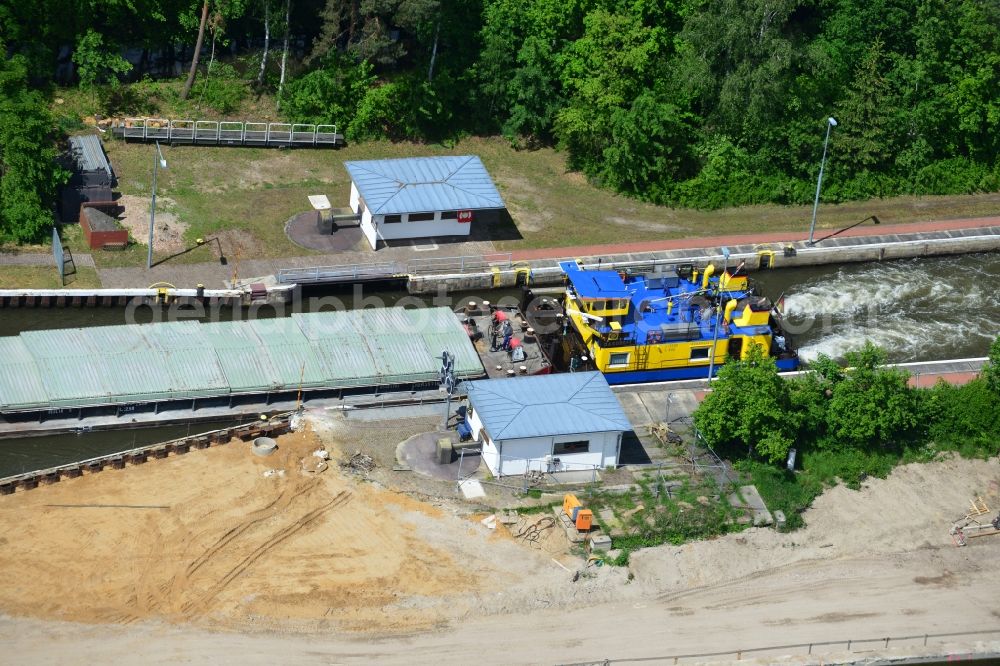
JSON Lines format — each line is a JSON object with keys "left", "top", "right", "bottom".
{"left": 407, "top": 252, "right": 514, "bottom": 274}
{"left": 276, "top": 262, "right": 404, "bottom": 284}
{"left": 558, "top": 627, "right": 1000, "bottom": 665}
{"left": 119, "top": 118, "right": 341, "bottom": 146}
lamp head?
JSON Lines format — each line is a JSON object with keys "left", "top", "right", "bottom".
{"left": 828, "top": 117, "right": 838, "bottom": 127}
{"left": 721, "top": 246, "right": 731, "bottom": 260}
{"left": 871, "top": 215, "right": 881, "bottom": 225}
{"left": 159, "top": 158, "right": 168, "bottom": 169}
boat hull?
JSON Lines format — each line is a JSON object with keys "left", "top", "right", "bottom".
{"left": 600, "top": 356, "right": 800, "bottom": 384}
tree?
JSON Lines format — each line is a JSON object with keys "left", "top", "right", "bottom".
{"left": 181, "top": 0, "right": 211, "bottom": 99}
{"left": 0, "top": 53, "right": 66, "bottom": 243}
{"left": 825, "top": 343, "right": 917, "bottom": 450}
{"left": 72, "top": 29, "right": 133, "bottom": 88}
{"left": 276, "top": 0, "right": 290, "bottom": 109}
{"left": 693, "top": 344, "right": 796, "bottom": 464}
{"left": 601, "top": 90, "right": 695, "bottom": 199}
{"left": 984, "top": 335, "right": 1000, "bottom": 396}
{"left": 501, "top": 36, "right": 562, "bottom": 143}
{"left": 555, "top": 9, "right": 669, "bottom": 173}
{"left": 835, "top": 38, "right": 898, "bottom": 175}
{"left": 282, "top": 54, "right": 375, "bottom": 124}
{"left": 787, "top": 353, "right": 843, "bottom": 446}
{"left": 256, "top": 0, "right": 271, "bottom": 87}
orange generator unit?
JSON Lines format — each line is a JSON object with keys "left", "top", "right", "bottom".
{"left": 562, "top": 494, "right": 593, "bottom": 531}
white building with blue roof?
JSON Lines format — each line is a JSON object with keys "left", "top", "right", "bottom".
{"left": 344, "top": 155, "right": 505, "bottom": 249}
{"left": 464, "top": 371, "right": 631, "bottom": 478}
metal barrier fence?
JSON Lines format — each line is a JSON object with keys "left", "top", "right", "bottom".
{"left": 276, "top": 262, "right": 404, "bottom": 284}
{"left": 407, "top": 252, "right": 514, "bottom": 274}
{"left": 118, "top": 118, "right": 342, "bottom": 146}
{"left": 559, "top": 627, "right": 1000, "bottom": 664}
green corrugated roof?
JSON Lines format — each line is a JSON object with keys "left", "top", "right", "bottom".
{"left": 246, "top": 318, "right": 332, "bottom": 388}
{"left": 142, "top": 322, "right": 230, "bottom": 398}
{"left": 0, "top": 338, "right": 48, "bottom": 410}
{"left": 0, "top": 306, "right": 485, "bottom": 412}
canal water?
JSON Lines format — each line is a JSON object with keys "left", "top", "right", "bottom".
{"left": 3, "top": 252, "right": 998, "bottom": 362}
{"left": 0, "top": 418, "right": 244, "bottom": 478}
{"left": 1, "top": 252, "right": 997, "bottom": 475}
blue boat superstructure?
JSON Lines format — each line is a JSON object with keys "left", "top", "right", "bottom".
{"left": 559, "top": 261, "right": 798, "bottom": 383}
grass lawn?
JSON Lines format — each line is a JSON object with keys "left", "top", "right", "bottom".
{"left": 102, "top": 135, "right": 1000, "bottom": 264}
{"left": 0, "top": 265, "right": 102, "bottom": 289}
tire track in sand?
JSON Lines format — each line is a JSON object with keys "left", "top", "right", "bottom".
{"left": 181, "top": 489, "right": 353, "bottom": 615}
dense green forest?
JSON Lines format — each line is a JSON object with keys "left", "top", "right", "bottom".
{"left": 1, "top": 0, "right": 999, "bottom": 242}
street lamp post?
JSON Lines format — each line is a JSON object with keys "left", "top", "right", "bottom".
{"left": 807, "top": 117, "right": 837, "bottom": 245}
{"left": 707, "top": 246, "right": 730, "bottom": 381}
{"left": 147, "top": 141, "right": 168, "bottom": 269}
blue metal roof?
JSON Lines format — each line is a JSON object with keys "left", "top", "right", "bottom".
{"left": 344, "top": 156, "right": 505, "bottom": 215}
{"left": 567, "top": 270, "right": 629, "bottom": 299}
{"left": 466, "top": 371, "right": 630, "bottom": 440}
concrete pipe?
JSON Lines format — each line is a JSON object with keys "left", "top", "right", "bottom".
{"left": 252, "top": 437, "right": 278, "bottom": 457}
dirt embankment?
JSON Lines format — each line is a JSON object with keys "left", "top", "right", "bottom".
{"left": 630, "top": 455, "right": 1000, "bottom": 591}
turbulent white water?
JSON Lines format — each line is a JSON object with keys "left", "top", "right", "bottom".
{"left": 779, "top": 255, "right": 1000, "bottom": 362}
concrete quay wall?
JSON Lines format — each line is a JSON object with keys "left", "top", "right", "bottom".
{"left": 407, "top": 225, "right": 1000, "bottom": 294}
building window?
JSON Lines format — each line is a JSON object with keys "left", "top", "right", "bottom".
{"left": 384, "top": 214, "right": 402, "bottom": 223}
{"left": 408, "top": 212, "right": 435, "bottom": 222}
{"left": 608, "top": 352, "right": 630, "bottom": 367}
{"left": 440, "top": 210, "right": 458, "bottom": 220}
{"left": 554, "top": 440, "right": 589, "bottom": 455}
{"left": 690, "top": 347, "right": 710, "bottom": 360}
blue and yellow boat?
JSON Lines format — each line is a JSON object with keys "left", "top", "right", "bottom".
{"left": 559, "top": 260, "right": 798, "bottom": 383}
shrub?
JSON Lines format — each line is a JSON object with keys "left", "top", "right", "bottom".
{"left": 194, "top": 63, "right": 247, "bottom": 115}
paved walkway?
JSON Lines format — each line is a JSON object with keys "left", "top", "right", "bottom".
{"left": 0, "top": 252, "right": 95, "bottom": 268}
{"left": 10, "top": 214, "right": 998, "bottom": 289}
{"left": 96, "top": 237, "right": 500, "bottom": 289}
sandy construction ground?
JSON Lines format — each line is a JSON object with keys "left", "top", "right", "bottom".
{"left": 0, "top": 425, "right": 592, "bottom": 636}
{"left": 1, "top": 422, "right": 999, "bottom": 664}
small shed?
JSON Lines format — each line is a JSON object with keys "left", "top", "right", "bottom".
{"left": 344, "top": 155, "right": 505, "bottom": 249}
{"left": 464, "top": 371, "right": 630, "bottom": 478}
{"left": 80, "top": 204, "right": 128, "bottom": 250}
{"left": 61, "top": 135, "right": 116, "bottom": 222}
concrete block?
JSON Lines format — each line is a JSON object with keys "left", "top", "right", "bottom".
{"left": 589, "top": 534, "right": 612, "bottom": 552}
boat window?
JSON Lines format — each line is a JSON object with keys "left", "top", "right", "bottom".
{"left": 690, "top": 347, "right": 710, "bottom": 360}
{"left": 554, "top": 440, "right": 589, "bottom": 455}
{"left": 609, "top": 352, "right": 630, "bottom": 367}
